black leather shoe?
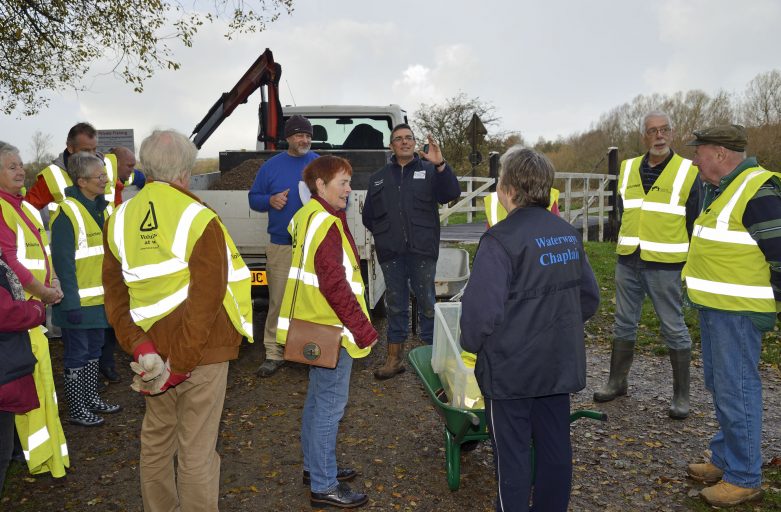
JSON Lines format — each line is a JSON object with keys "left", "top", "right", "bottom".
{"left": 303, "top": 467, "right": 357, "bottom": 485}
{"left": 310, "top": 482, "right": 367, "bottom": 508}
{"left": 100, "top": 366, "right": 120, "bottom": 383}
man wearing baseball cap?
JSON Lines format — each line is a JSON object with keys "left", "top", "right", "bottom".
{"left": 249, "top": 115, "right": 318, "bottom": 377}
{"left": 682, "top": 124, "right": 781, "bottom": 507}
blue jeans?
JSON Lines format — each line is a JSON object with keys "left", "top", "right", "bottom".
{"left": 381, "top": 254, "right": 436, "bottom": 344}
{"left": 699, "top": 309, "right": 763, "bottom": 488}
{"left": 61, "top": 328, "right": 104, "bottom": 369}
{"left": 100, "top": 327, "right": 117, "bottom": 371}
{"left": 486, "top": 394, "right": 572, "bottom": 512}
{"left": 613, "top": 262, "right": 691, "bottom": 350}
{"left": 301, "top": 347, "right": 353, "bottom": 493}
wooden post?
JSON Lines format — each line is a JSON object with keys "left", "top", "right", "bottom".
{"left": 581, "top": 177, "right": 589, "bottom": 241}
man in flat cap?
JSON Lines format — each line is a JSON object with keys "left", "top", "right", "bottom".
{"left": 683, "top": 124, "right": 781, "bottom": 507}
{"left": 249, "top": 115, "right": 318, "bottom": 377}
{"left": 594, "top": 111, "right": 700, "bottom": 420}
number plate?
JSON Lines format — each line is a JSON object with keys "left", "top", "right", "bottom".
{"left": 251, "top": 270, "right": 267, "bottom": 286}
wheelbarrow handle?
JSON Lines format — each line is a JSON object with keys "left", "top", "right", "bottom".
{"left": 569, "top": 410, "right": 608, "bottom": 422}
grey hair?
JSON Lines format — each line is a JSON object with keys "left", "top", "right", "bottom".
{"left": 0, "top": 141, "right": 20, "bottom": 169}
{"left": 67, "top": 151, "right": 105, "bottom": 182}
{"left": 641, "top": 111, "right": 672, "bottom": 133}
{"left": 139, "top": 129, "right": 197, "bottom": 182}
{"left": 498, "top": 145, "right": 554, "bottom": 208}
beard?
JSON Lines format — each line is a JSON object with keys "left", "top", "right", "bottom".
{"left": 289, "top": 142, "right": 311, "bottom": 156}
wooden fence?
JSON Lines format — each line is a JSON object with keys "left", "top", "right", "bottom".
{"left": 440, "top": 173, "right": 618, "bottom": 242}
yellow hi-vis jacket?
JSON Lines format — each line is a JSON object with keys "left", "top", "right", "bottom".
{"left": 106, "top": 182, "right": 253, "bottom": 339}
{"left": 0, "top": 198, "right": 69, "bottom": 477}
{"left": 0, "top": 199, "right": 52, "bottom": 289}
{"left": 50, "top": 198, "right": 106, "bottom": 306}
{"left": 276, "top": 199, "right": 372, "bottom": 359}
{"left": 483, "top": 188, "right": 560, "bottom": 227}
{"left": 616, "top": 153, "right": 699, "bottom": 262}
{"left": 15, "top": 327, "right": 70, "bottom": 477}
{"left": 38, "top": 154, "right": 119, "bottom": 211}
{"left": 683, "top": 167, "right": 780, "bottom": 313}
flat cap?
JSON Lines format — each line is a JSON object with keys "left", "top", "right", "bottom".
{"left": 284, "top": 115, "right": 313, "bottom": 138}
{"left": 686, "top": 124, "right": 747, "bottom": 152}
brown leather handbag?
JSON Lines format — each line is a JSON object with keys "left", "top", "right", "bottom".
{"left": 283, "top": 318, "right": 342, "bottom": 369}
{"left": 282, "top": 212, "right": 342, "bottom": 369}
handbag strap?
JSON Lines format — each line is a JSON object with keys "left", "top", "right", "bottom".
{"left": 288, "top": 211, "right": 316, "bottom": 319}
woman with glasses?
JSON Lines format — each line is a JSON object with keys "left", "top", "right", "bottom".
{"left": 50, "top": 151, "right": 120, "bottom": 427}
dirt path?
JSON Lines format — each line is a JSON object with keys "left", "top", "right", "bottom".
{"left": 3, "top": 328, "right": 780, "bottom": 511}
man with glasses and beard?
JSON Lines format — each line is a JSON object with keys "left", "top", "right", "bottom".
{"left": 594, "top": 111, "right": 701, "bottom": 420}
{"left": 249, "top": 115, "right": 318, "bottom": 377}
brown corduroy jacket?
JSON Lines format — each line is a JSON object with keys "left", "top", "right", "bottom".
{"left": 102, "top": 183, "right": 242, "bottom": 374}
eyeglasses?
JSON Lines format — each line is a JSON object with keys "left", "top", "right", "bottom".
{"left": 391, "top": 135, "right": 415, "bottom": 144}
{"left": 85, "top": 173, "right": 108, "bottom": 181}
{"left": 645, "top": 126, "right": 672, "bottom": 136}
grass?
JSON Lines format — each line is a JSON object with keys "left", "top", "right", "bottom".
{"left": 456, "top": 240, "right": 781, "bottom": 366}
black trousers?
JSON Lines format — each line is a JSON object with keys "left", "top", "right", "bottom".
{"left": 0, "top": 411, "right": 15, "bottom": 496}
{"left": 485, "top": 394, "right": 572, "bottom": 512}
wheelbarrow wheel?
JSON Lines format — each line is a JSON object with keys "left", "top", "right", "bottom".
{"left": 444, "top": 428, "right": 461, "bottom": 491}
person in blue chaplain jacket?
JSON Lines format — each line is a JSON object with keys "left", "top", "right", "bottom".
{"left": 460, "top": 146, "right": 600, "bottom": 512}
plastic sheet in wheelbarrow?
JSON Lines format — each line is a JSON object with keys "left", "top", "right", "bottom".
{"left": 432, "top": 302, "right": 484, "bottom": 410}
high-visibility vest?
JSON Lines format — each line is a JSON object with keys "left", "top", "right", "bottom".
{"left": 483, "top": 188, "right": 560, "bottom": 227}
{"left": 0, "top": 198, "right": 52, "bottom": 298}
{"left": 106, "top": 182, "right": 253, "bottom": 339}
{"left": 276, "top": 199, "right": 372, "bottom": 359}
{"left": 50, "top": 198, "right": 106, "bottom": 306}
{"left": 38, "top": 154, "right": 119, "bottom": 212}
{"left": 14, "top": 326, "right": 70, "bottom": 477}
{"left": 682, "top": 167, "right": 780, "bottom": 313}
{"left": 616, "top": 154, "right": 699, "bottom": 262}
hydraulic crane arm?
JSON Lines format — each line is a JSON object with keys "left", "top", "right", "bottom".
{"left": 190, "top": 48, "right": 283, "bottom": 150}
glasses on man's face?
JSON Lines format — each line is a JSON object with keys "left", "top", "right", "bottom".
{"left": 85, "top": 173, "right": 108, "bottom": 182}
{"left": 645, "top": 126, "right": 672, "bottom": 137}
{"left": 391, "top": 135, "right": 415, "bottom": 144}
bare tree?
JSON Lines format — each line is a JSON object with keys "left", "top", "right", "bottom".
{"left": 741, "top": 70, "right": 781, "bottom": 126}
{"left": 412, "top": 93, "right": 501, "bottom": 175}
{"left": 29, "top": 131, "right": 54, "bottom": 165}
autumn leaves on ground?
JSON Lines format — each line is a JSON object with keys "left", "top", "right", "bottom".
{"left": 2, "top": 242, "right": 781, "bottom": 511}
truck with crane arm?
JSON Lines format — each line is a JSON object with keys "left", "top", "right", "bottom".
{"left": 188, "top": 48, "right": 408, "bottom": 313}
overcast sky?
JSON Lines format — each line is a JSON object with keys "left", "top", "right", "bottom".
{"left": 3, "top": 0, "right": 780, "bottom": 161}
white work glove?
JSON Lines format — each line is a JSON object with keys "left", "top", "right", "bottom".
{"left": 130, "top": 340, "right": 166, "bottom": 383}
{"left": 131, "top": 359, "right": 190, "bottom": 396}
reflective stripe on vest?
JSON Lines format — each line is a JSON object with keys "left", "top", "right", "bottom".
{"left": 0, "top": 199, "right": 51, "bottom": 296}
{"left": 107, "top": 183, "right": 252, "bottom": 337}
{"left": 682, "top": 167, "right": 778, "bottom": 312}
{"left": 617, "top": 154, "right": 698, "bottom": 262}
{"left": 103, "top": 154, "right": 118, "bottom": 206}
{"left": 40, "top": 164, "right": 72, "bottom": 212}
{"left": 15, "top": 326, "right": 70, "bottom": 477}
{"left": 484, "top": 189, "right": 561, "bottom": 227}
{"left": 276, "top": 200, "right": 370, "bottom": 359}
{"left": 53, "top": 199, "right": 106, "bottom": 306}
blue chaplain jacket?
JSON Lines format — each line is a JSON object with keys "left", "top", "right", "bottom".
{"left": 460, "top": 205, "right": 600, "bottom": 399}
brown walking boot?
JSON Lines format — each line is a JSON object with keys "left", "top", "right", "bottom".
{"left": 373, "top": 342, "right": 406, "bottom": 380}
{"left": 687, "top": 462, "right": 723, "bottom": 484}
{"left": 700, "top": 481, "right": 763, "bottom": 507}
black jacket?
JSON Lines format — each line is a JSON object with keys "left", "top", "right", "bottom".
{"left": 362, "top": 155, "right": 460, "bottom": 263}
{"left": 0, "top": 267, "right": 37, "bottom": 386}
{"left": 460, "top": 206, "right": 599, "bottom": 399}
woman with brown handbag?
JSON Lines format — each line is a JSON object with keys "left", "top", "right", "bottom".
{"left": 276, "top": 155, "right": 378, "bottom": 509}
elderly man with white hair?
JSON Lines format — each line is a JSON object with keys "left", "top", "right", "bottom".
{"left": 102, "top": 129, "right": 253, "bottom": 511}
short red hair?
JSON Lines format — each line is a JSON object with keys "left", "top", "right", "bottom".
{"left": 302, "top": 155, "right": 353, "bottom": 193}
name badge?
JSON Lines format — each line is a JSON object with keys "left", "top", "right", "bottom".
{"left": 413, "top": 170, "right": 426, "bottom": 179}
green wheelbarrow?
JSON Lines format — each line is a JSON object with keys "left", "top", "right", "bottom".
{"left": 408, "top": 345, "right": 607, "bottom": 491}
